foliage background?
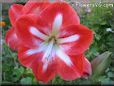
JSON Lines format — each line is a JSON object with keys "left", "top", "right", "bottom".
{"left": 1, "top": 0, "right": 114, "bottom": 85}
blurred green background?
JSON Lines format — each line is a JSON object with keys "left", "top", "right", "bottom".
{"left": 1, "top": 0, "right": 114, "bottom": 85}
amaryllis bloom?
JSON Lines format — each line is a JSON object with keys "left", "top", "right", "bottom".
{"left": 5, "top": 0, "right": 93, "bottom": 83}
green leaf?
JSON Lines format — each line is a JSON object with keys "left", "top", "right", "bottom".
{"left": 20, "top": 77, "right": 32, "bottom": 85}
{"left": 98, "top": 76, "right": 114, "bottom": 85}
{"left": 90, "top": 51, "right": 111, "bottom": 80}
{"left": 12, "top": 67, "right": 25, "bottom": 82}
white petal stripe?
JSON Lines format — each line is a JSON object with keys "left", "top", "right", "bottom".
{"left": 30, "top": 27, "right": 48, "bottom": 40}
{"left": 52, "top": 14, "right": 62, "bottom": 32}
{"left": 56, "top": 48, "right": 73, "bottom": 66}
{"left": 43, "top": 61, "right": 48, "bottom": 72}
{"left": 26, "top": 43, "right": 47, "bottom": 56}
{"left": 58, "top": 34, "right": 80, "bottom": 44}
{"left": 26, "top": 49, "right": 40, "bottom": 55}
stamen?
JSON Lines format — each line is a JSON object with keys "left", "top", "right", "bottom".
{"left": 42, "top": 40, "right": 55, "bottom": 72}
{"left": 42, "top": 39, "right": 54, "bottom": 62}
{"left": 30, "top": 27, "right": 48, "bottom": 40}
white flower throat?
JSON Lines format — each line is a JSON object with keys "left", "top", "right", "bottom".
{"left": 27, "top": 14, "right": 80, "bottom": 71}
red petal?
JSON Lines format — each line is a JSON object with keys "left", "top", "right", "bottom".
{"left": 15, "top": 15, "right": 44, "bottom": 48}
{"left": 18, "top": 46, "right": 57, "bottom": 83}
{"left": 32, "top": 60, "right": 57, "bottom": 83}
{"left": 22, "top": 0, "right": 50, "bottom": 15}
{"left": 59, "top": 24, "right": 93, "bottom": 55}
{"left": 18, "top": 46, "right": 43, "bottom": 68}
{"left": 5, "top": 27, "right": 20, "bottom": 50}
{"left": 82, "top": 57, "right": 92, "bottom": 77}
{"left": 56, "top": 54, "right": 84, "bottom": 80}
{"left": 9, "top": 4, "right": 23, "bottom": 25}
{"left": 40, "top": 2, "right": 80, "bottom": 28}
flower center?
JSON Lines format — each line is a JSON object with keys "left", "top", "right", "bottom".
{"left": 47, "top": 34, "right": 58, "bottom": 44}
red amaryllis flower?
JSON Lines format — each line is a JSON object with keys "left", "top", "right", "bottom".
{"left": 5, "top": 0, "right": 93, "bottom": 83}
